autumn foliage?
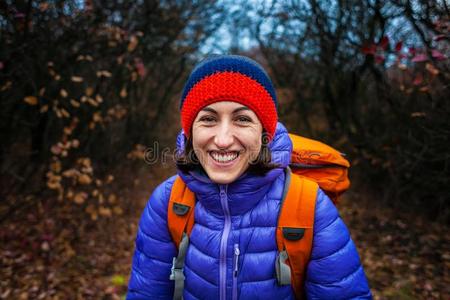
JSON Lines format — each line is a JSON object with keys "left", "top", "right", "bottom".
{"left": 0, "top": 0, "right": 449, "bottom": 299}
{"left": 247, "top": 0, "right": 449, "bottom": 220}
{"left": 1, "top": 1, "right": 225, "bottom": 298}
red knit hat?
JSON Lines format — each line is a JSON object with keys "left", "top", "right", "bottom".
{"left": 180, "top": 55, "right": 278, "bottom": 140}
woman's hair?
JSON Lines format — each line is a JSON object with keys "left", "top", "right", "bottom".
{"left": 175, "top": 133, "right": 280, "bottom": 176}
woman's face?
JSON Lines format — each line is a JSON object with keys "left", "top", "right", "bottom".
{"left": 192, "top": 101, "right": 263, "bottom": 184}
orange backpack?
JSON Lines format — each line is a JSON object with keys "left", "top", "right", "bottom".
{"left": 167, "top": 133, "right": 350, "bottom": 300}
{"left": 288, "top": 134, "right": 350, "bottom": 204}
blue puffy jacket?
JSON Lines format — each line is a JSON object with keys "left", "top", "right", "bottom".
{"left": 127, "top": 123, "right": 372, "bottom": 299}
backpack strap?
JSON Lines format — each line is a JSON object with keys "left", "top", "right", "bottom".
{"left": 276, "top": 167, "right": 318, "bottom": 299}
{"left": 168, "top": 176, "right": 195, "bottom": 248}
{"left": 167, "top": 176, "right": 195, "bottom": 300}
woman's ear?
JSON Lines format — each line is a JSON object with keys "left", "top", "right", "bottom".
{"left": 261, "top": 130, "right": 271, "bottom": 146}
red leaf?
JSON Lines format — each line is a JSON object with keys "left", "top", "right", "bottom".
{"left": 14, "top": 12, "right": 25, "bottom": 19}
{"left": 42, "top": 234, "right": 54, "bottom": 242}
{"left": 375, "top": 55, "right": 385, "bottom": 64}
{"left": 433, "top": 34, "right": 447, "bottom": 41}
{"left": 413, "top": 74, "right": 423, "bottom": 85}
{"left": 135, "top": 61, "right": 146, "bottom": 77}
{"left": 412, "top": 54, "right": 428, "bottom": 62}
{"left": 431, "top": 49, "right": 447, "bottom": 60}
{"left": 362, "top": 44, "right": 376, "bottom": 55}
{"left": 395, "top": 41, "right": 403, "bottom": 52}
{"left": 379, "top": 36, "right": 389, "bottom": 50}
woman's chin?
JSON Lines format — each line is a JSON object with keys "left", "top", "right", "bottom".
{"left": 207, "top": 172, "right": 238, "bottom": 185}
{"left": 204, "top": 167, "right": 246, "bottom": 185}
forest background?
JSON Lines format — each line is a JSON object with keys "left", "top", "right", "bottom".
{"left": 0, "top": 1, "right": 449, "bottom": 299}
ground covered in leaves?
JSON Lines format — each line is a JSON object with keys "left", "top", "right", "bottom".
{"left": 1, "top": 167, "right": 448, "bottom": 299}
{"left": 340, "top": 192, "right": 449, "bottom": 300}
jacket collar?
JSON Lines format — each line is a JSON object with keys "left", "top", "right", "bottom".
{"left": 176, "top": 122, "right": 292, "bottom": 216}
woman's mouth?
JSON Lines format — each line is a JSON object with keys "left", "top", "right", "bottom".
{"left": 209, "top": 151, "right": 240, "bottom": 163}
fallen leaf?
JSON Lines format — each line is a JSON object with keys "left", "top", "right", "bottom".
{"left": 96, "top": 70, "right": 112, "bottom": 78}
{"left": 72, "top": 139, "right": 80, "bottom": 148}
{"left": 111, "top": 274, "right": 126, "bottom": 286}
{"left": 50, "top": 161, "right": 61, "bottom": 173}
{"left": 51, "top": 145, "right": 62, "bottom": 155}
{"left": 93, "top": 112, "right": 102, "bottom": 122}
{"left": 61, "top": 108, "right": 70, "bottom": 118}
{"left": 70, "top": 99, "right": 80, "bottom": 107}
{"left": 113, "top": 206, "right": 123, "bottom": 215}
{"left": 85, "top": 87, "right": 94, "bottom": 96}
{"left": 74, "top": 192, "right": 88, "bottom": 204}
{"left": 1, "top": 81, "right": 12, "bottom": 91}
{"left": 47, "top": 178, "right": 61, "bottom": 190}
{"left": 99, "top": 206, "right": 112, "bottom": 217}
{"left": 106, "top": 175, "right": 114, "bottom": 183}
{"left": 411, "top": 112, "right": 426, "bottom": 117}
{"left": 120, "top": 87, "right": 127, "bottom": 98}
{"left": 87, "top": 97, "right": 98, "bottom": 107}
{"left": 62, "top": 168, "right": 80, "bottom": 178}
{"left": 108, "top": 194, "right": 117, "bottom": 204}
{"left": 24, "top": 96, "right": 38, "bottom": 105}
{"left": 71, "top": 76, "right": 83, "bottom": 82}
{"left": 425, "top": 63, "right": 439, "bottom": 76}
{"left": 41, "top": 241, "right": 50, "bottom": 252}
{"left": 78, "top": 174, "right": 92, "bottom": 185}
{"left": 40, "top": 105, "right": 49, "bottom": 113}
{"left": 128, "top": 35, "right": 138, "bottom": 52}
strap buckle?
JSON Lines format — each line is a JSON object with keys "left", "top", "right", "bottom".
{"left": 170, "top": 257, "right": 185, "bottom": 281}
{"left": 276, "top": 250, "right": 292, "bottom": 285}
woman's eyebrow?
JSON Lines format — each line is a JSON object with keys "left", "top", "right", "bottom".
{"left": 200, "top": 107, "right": 217, "bottom": 114}
{"left": 200, "top": 106, "right": 250, "bottom": 114}
{"left": 233, "top": 106, "right": 250, "bottom": 113}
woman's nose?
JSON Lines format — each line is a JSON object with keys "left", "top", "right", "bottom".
{"left": 214, "top": 123, "right": 234, "bottom": 149}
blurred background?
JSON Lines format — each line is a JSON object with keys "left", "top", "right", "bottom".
{"left": 0, "top": 0, "right": 449, "bottom": 299}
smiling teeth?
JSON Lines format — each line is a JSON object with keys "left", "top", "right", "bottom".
{"left": 210, "top": 151, "right": 238, "bottom": 163}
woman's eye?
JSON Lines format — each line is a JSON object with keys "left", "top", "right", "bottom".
{"left": 199, "top": 116, "right": 216, "bottom": 123}
{"left": 236, "top": 116, "right": 252, "bottom": 123}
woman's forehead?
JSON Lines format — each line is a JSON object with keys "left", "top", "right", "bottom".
{"left": 201, "top": 101, "right": 251, "bottom": 113}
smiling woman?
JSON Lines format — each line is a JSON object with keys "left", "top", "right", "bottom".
{"left": 192, "top": 102, "right": 264, "bottom": 184}
{"left": 127, "top": 55, "right": 372, "bottom": 300}
{"left": 177, "top": 101, "right": 278, "bottom": 184}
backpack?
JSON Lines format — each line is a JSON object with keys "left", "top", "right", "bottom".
{"left": 167, "top": 133, "right": 350, "bottom": 300}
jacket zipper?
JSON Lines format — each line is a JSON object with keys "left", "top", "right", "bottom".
{"left": 232, "top": 243, "right": 240, "bottom": 300}
{"left": 219, "top": 185, "right": 231, "bottom": 300}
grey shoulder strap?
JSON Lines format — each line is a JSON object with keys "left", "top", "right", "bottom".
{"left": 170, "top": 233, "right": 190, "bottom": 300}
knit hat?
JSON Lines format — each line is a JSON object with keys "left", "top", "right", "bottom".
{"left": 180, "top": 55, "right": 278, "bottom": 140}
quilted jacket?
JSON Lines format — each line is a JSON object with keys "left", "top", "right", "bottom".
{"left": 127, "top": 122, "right": 372, "bottom": 299}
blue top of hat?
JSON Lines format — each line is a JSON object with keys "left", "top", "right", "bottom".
{"left": 180, "top": 55, "right": 277, "bottom": 109}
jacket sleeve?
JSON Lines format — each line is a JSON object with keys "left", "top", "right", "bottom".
{"left": 127, "top": 176, "right": 177, "bottom": 300}
{"left": 304, "top": 189, "right": 372, "bottom": 299}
